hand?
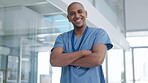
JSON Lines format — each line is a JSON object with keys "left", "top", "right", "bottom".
{"left": 81, "top": 50, "right": 92, "bottom": 56}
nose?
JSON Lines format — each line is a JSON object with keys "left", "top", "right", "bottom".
{"left": 75, "top": 13, "right": 80, "bottom": 18}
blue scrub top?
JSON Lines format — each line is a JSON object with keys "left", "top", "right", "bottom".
{"left": 53, "top": 27, "right": 113, "bottom": 83}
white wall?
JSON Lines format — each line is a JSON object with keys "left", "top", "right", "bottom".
{"left": 125, "top": 0, "right": 148, "bottom": 31}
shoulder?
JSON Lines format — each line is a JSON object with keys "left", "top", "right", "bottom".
{"left": 57, "top": 30, "right": 73, "bottom": 38}
{"left": 88, "top": 27, "right": 106, "bottom": 34}
{"left": 61, "top": 30, "right": 73, "bottom": 36}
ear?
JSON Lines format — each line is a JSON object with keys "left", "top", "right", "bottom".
{"left": 67, "top": 15, "right": 71, "bottom": 22}
{"left": 85, "top": 11, "right": 87, "bottom": 18}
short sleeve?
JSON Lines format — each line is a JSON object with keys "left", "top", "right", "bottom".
{"left": 53, "top": 34, "right": 64, "bottom": 49}
{"left": 94, "top": 29, "right": 113, "bottom": 50}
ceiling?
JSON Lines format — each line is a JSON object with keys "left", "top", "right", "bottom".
{"left": 0, "top": 0, "right": 147, "bottom": 32}
{"left": 0, "top": 0, "right": 62, "bottom": 15}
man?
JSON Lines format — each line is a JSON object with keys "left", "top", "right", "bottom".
{"left": 50, "top": 2, "right": 113, "bottom": 83}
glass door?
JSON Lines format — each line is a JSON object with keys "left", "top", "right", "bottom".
{"left": 6, "top": 56, "right": 19, "bottom": 83}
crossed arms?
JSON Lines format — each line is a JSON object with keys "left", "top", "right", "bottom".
{"left": 50, "top": 43, "right": 107, "bottom": 68}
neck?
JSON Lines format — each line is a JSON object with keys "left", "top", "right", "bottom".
{"left": 74, "top": 25, "right": 87, "bottom": 39}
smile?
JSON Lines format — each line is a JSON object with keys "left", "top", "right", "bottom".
{"left": 74, "top": 18, "right": 82, "bottom": 23}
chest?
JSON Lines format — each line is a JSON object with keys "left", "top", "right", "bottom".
{"left": 63, "top": 34, "right": 96, "bottom": 52}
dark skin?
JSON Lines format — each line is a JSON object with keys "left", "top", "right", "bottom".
{"left": 50, "top": 2, "right": 107, "bottom": 68}
{"left": 67, "top": 2, "right": 87, "bottom": 39}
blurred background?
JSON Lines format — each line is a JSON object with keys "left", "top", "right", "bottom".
{"left": 0, "top": 0, "right": 148, "bottom": 83}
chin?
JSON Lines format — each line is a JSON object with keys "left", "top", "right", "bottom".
{"left": 74, "top": 25, "right": 84, "bottom": 29}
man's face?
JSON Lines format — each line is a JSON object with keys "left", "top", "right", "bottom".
{"left": 67, "top": 3, "right": 87, "bottom": 28}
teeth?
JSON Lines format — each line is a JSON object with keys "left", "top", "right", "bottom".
{"left": 75, "top": 19, "right": 81, "bottom": 22}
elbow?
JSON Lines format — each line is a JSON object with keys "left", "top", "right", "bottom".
{"left": 50, "top": 57, "right": 68, "bottom": 67}
{"left": 50, "top": 62, "right": 68, "bottom": 67}
{"left": 50, "top": 56, "right": 59, "bottom": 67}
{"left": 50, "top": 59, "right": 57, "bottom": 67}
{"left": 95, "top": 54, "right": 106, "bottom": 66}
{"left": 50, "top": 54, "right": 60, "bottom": 67}
{"left": 95, "top": 58, "right": 104, "bottom": 66}
{"left": 50, "top": 58, "right": 61, "bottom": 67}
{"left": 96, "top": 60, "right": 104, "bottom": 66}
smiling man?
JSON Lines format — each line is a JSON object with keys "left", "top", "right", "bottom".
{"left": 50, "top": 2, "right": 113, "bottom": 83}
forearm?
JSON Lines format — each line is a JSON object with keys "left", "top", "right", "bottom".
{"left": 50, "top": 50, "right": 91, "bottom": 67}
{"left": 71, "top": 53, "right": 105, "bottom": 68}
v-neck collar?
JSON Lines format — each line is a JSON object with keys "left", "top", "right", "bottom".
{"left": 71, "top": 26, "right": 88, "bottom": 52}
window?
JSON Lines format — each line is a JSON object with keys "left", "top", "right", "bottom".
{"left": 134, "top": 48, "right": 148, "bottom": 83}
{"left": 108, "top": 49, "right": 124, "bottom": 83}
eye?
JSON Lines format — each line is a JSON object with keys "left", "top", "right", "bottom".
{"left": 78, "top": 10, "right": 83, "bottom": 14}
{"left": 70, "top": 12, "right": 75, "bottom": 16}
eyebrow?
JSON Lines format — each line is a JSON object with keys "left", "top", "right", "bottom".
{"left": 68, "top": 9, "right": 84, "bottom": 15}
{"left": 69, "top": 9, "right": 83, "bottom": 12}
